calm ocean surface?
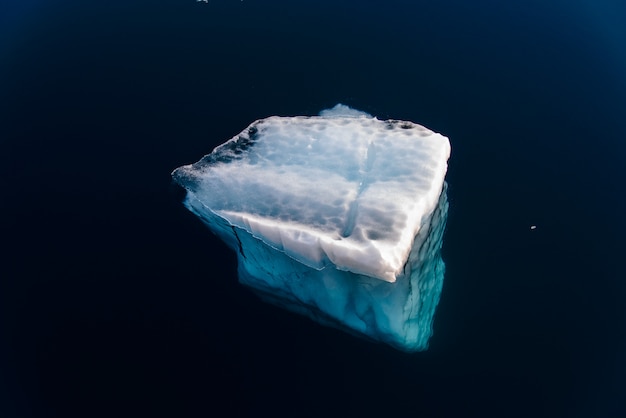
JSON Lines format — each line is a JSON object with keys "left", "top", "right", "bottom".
{"left": 1, "top": 1, "right": 625, "bottom": 417}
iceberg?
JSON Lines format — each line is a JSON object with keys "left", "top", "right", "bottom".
{"left": 172, "top": 104, "right": 450, "bottom": 352}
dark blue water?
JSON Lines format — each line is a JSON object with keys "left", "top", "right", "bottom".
{"left": 2, "top": 1, "right": 625, "bottom": 417}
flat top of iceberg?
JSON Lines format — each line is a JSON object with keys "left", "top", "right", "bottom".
{"left": 173, "top": 104, "right": 450, "bottom": 282}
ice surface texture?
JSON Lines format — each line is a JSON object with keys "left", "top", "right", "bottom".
{"left": 173, "top": 104, "right": 450, "bottom": 351}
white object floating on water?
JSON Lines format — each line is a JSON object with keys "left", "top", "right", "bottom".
{"left": 530, "top": 225, "right": 537, "bottom": 230}
{"left": 172, "top": 104, "right": 451, "bottom": 351}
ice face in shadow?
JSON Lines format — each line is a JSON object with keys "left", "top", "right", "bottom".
{"left": 172, "top": 104, "right": 450, "bottom": 351}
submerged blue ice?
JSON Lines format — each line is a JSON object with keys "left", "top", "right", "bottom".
{"left": 172, "top": 104, "right": 450, "bottom": 352}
